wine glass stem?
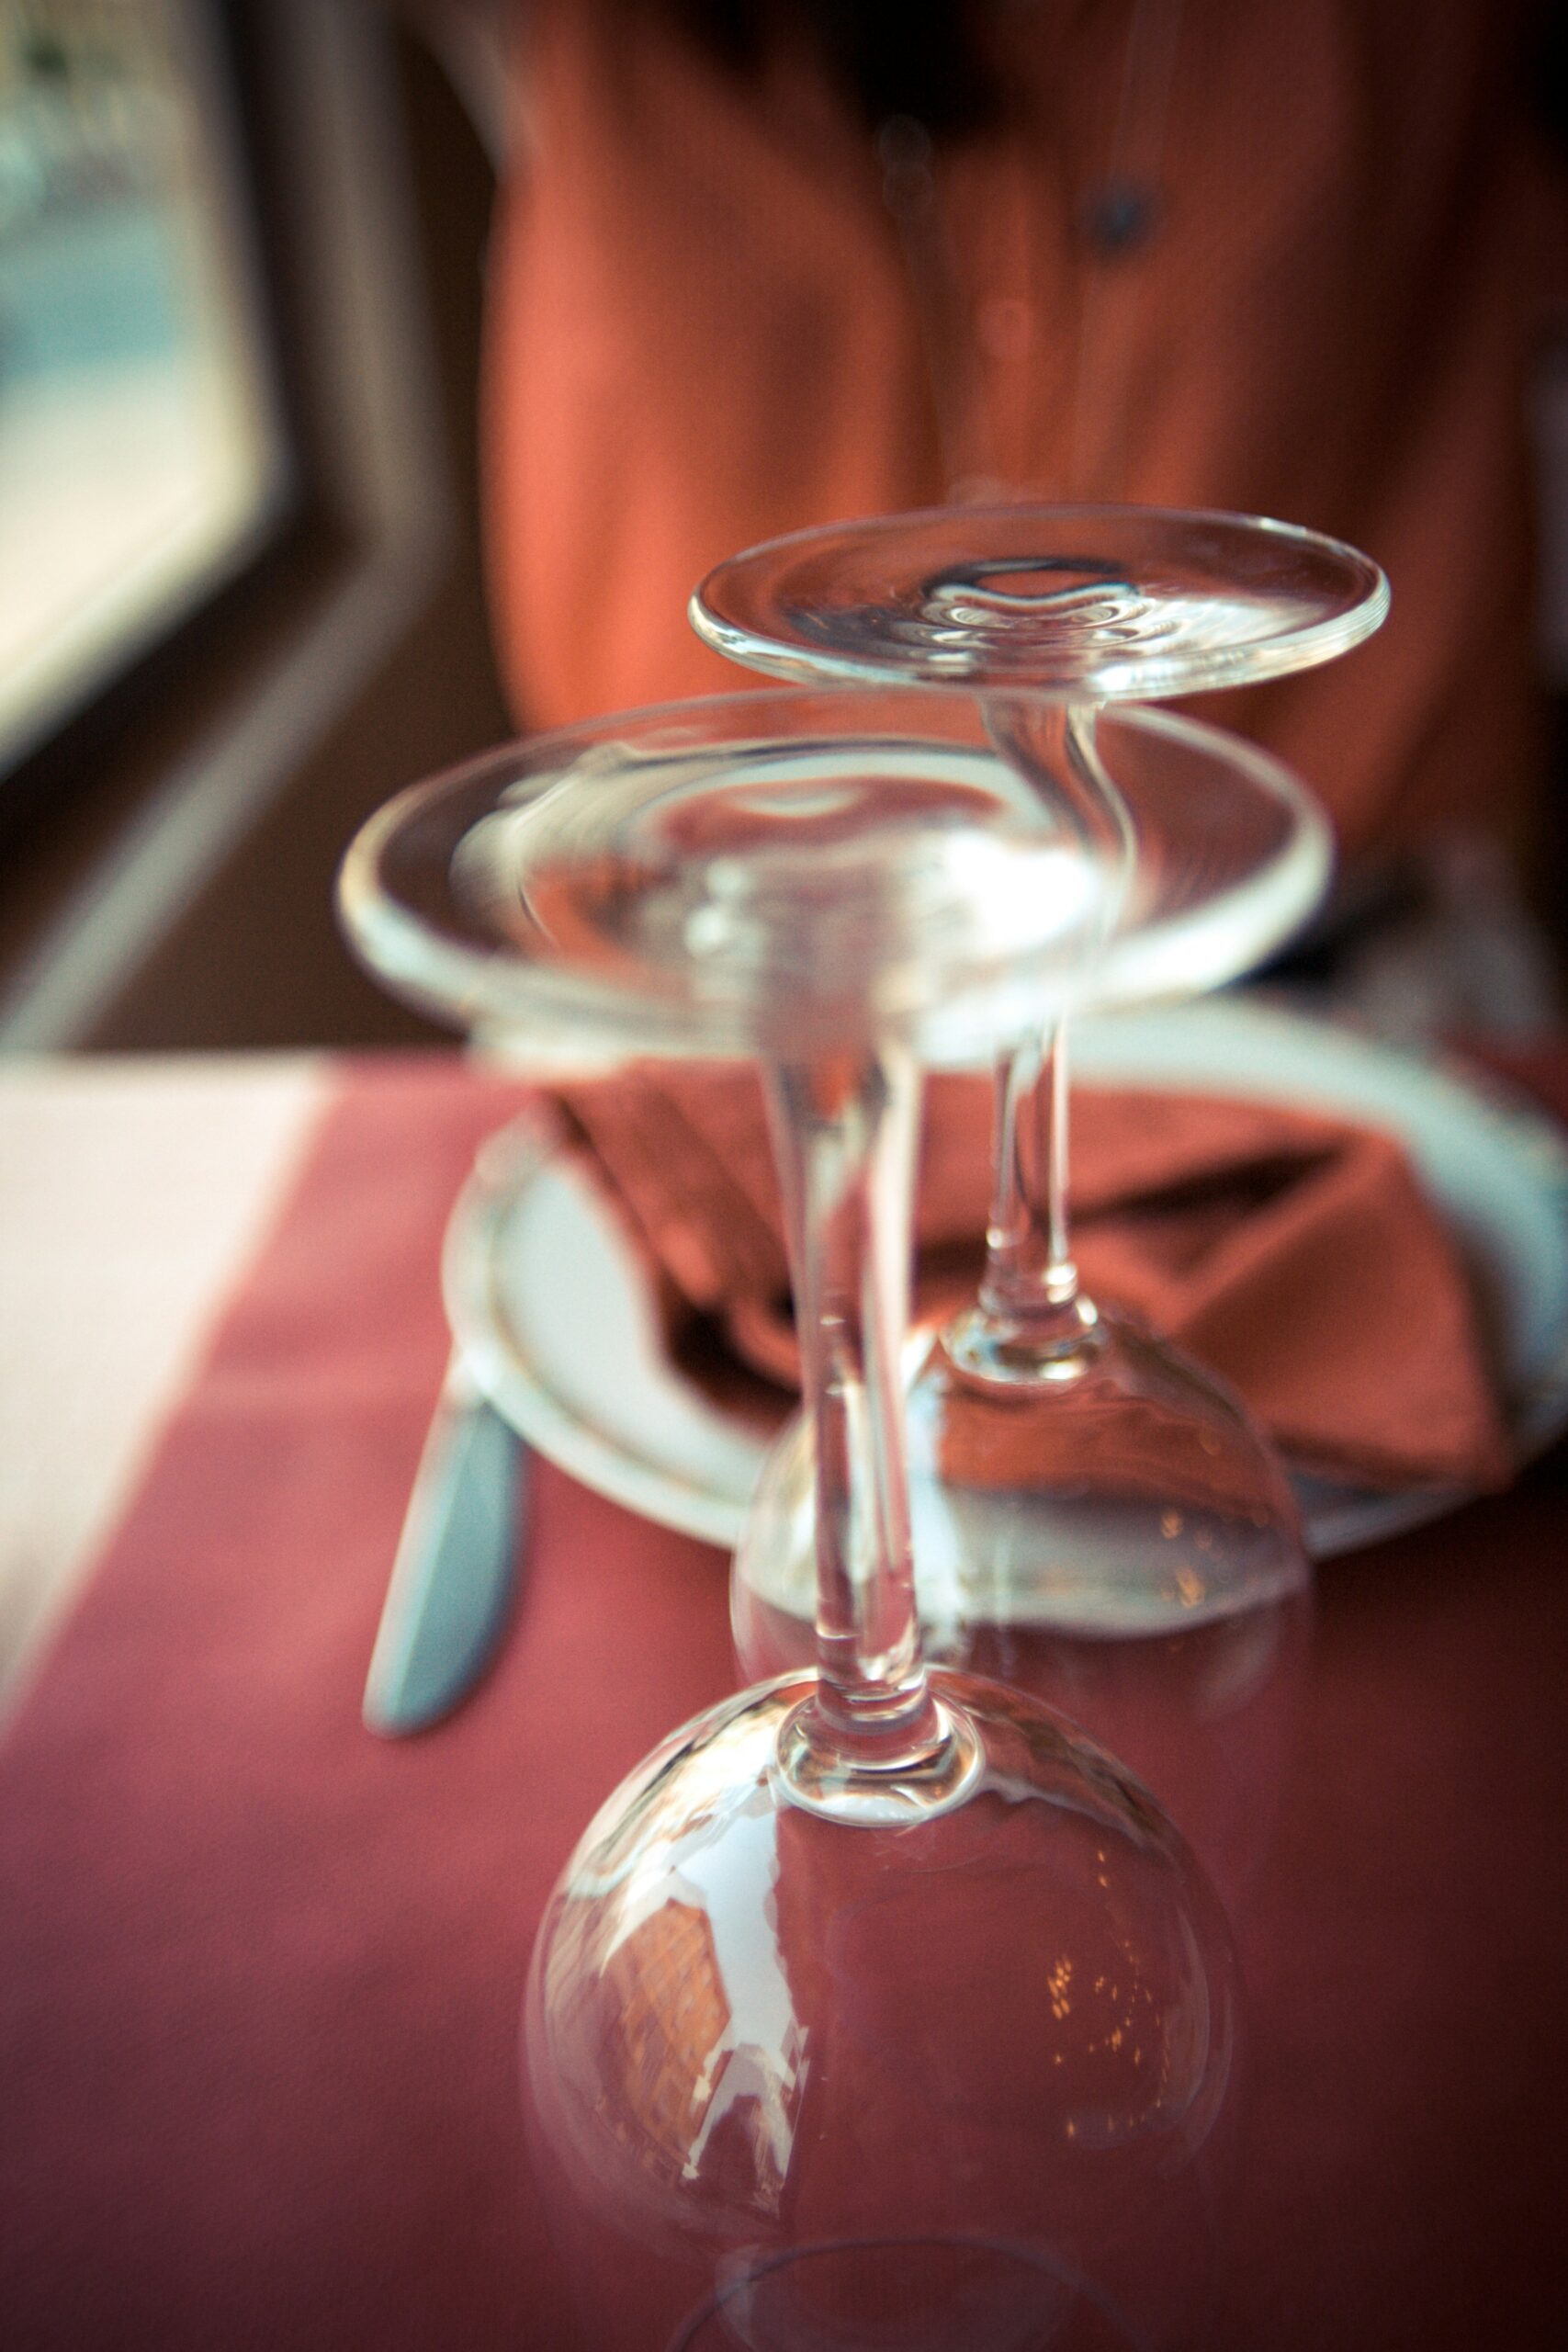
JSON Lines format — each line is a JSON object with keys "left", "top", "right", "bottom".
{"left": 960, "top": 695, "right": 1122, "bottom": 1361}
{"left": 976, "top": 1013, "right": 1090, "bottom": 1340}
{"left": 762, "top": 1046, "right": 941, "bottom": 1760}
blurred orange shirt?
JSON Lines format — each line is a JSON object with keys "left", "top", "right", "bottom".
{"left": 481, "top": 1, "right": 1566, "bottom": 861}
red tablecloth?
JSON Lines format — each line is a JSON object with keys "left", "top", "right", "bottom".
{"left": 3, "top": 1055, "right": 1566, "bottom": 2350}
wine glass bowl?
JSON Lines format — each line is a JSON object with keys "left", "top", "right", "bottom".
{"left": 733, "top": 1331, "right": 1314, "bottom": 1921}
{"left": 526, "top": 1667, "right": 1242, "bottom": 2352}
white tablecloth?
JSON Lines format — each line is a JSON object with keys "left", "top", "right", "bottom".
{"left": 0, "top": 1055, "right": 329, "bottom": 1713}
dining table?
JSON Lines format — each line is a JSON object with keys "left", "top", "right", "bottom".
{"left": 2, "top": 1043, "right": 1566, "bottom": 2352}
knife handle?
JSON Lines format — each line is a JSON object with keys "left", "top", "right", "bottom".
{"left": 364, "top": 1360, "right": 527, "bottom": 1736}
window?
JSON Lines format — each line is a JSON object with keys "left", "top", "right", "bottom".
{"left": 0, "top": 0, "right": 288, "bottom": 778}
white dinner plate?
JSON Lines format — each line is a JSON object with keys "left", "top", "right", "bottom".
{"left": 446, "top": 999, "right": 1568, "bottom": 1559}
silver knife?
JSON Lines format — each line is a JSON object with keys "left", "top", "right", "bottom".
{"left": 363, "top": 1354, "right": 527, "bottom": 1736}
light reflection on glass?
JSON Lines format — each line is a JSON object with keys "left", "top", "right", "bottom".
{"left": 547, "top": 1698, "right": 807, "bottom": 2224}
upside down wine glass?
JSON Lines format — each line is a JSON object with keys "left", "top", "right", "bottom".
{"left": 338, "top": 684, "right": 1245, "bottom": 2352}
{"left": 693, "top": 507, "right": 1388, "bottom": 1909}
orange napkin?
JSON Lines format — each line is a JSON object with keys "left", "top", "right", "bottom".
{"left": 551, "top": 1069, "right": 1512, "bottom": 1494}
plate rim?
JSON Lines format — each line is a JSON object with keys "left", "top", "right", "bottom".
{"left": 446, "top": 1000, "right": 1568, "bottom": 1561}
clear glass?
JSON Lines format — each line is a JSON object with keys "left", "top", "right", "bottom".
{"left": 695, "top": 508, "right": 1384, "bottom": 1910}
{"left": 526, "top": 1668, "right": 1241, "bottom": 2352}
{"left": 724, "top": 702, "right": 1331, "bottom": 1911}
{"left": 338, "top": 686, "right": 1130, "bottom": 1070}
{"left": 338, "top": 684, "right": 1246, "bottom": 2350}
{"left": 691, "top": 502, "right": 1389, "bottom": 701}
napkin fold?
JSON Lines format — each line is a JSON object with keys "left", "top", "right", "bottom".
{"left": 552, "top": 1067, "right": 1512, "bottom": 1495}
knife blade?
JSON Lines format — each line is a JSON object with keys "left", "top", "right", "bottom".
{"left": 363, "top": 1355, "right": 527, "bottom": 1736}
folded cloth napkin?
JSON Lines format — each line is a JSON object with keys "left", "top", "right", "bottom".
{"left": 550, "top": 1068, "right": 1512, "bottom": 1495}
